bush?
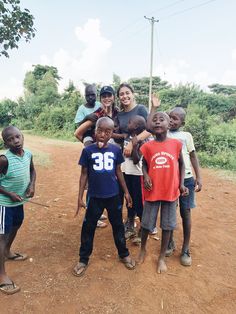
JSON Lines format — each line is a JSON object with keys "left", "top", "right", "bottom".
{"left": 198, "top": 150, "right": 236, "bottom": 170}
{"left": 184, "top": 104, "right": 214, "bottom": 151}
{"left": 0, "top": 139, "right": 4, "bottom": 150}
{"left": 206, "top": 119, "right": 236, "bottom": 153}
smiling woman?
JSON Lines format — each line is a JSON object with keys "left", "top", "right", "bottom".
{"left": 116, "top": 83, "right": 148, "bottom": 149}
{"left": 74, "top": 86, "right": 120, "bottom": 146}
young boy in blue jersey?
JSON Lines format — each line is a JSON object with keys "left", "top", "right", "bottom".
{"left": 0, "top": 126, "right": 36, "bottom": 294}
{"left": 167, "top": 107, "right": 202, "bottom": 266}
{"left": 73, "top": 117, "right": 135, "bottom": 276}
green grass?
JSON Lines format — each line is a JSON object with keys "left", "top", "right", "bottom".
{"left": 0, "top": 148, "right": 51, "bottom": 167}
{"left": 213, "top": 169, "right": 236, "bottom": 183}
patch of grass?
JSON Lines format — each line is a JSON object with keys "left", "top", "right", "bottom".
{"left": 0, "top": 148, "right": 51, "bottom": 167}
{"left": 213, "top": 169, "right": 236, "bottom": 183}
{"left": 30, "top": 149, "right": 51, "bottom": 167}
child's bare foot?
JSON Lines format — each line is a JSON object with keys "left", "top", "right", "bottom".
{"left": 157, "top": 258, "right": 167, "bottom": 274}
{"left": 137, "top": 250, "right": 146, "bottom": 264}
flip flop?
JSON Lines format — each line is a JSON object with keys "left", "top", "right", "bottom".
{"left": 119, "top": 256, "right": 136, "bottom": 270}
{"left": 72, "top": 262, "right": 88, "bottom": 277}
{"left": 7, "top": 252, "right": 28, "bottom": 261}
{"left": 96, "top": 220, "right": 107, "bottom": 228}
{"left": 0, "top": 281, "right": 20, "bottom": 295}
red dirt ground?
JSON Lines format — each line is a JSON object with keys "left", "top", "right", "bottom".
{"left": 1, "top": 134, "right": 236, "bottom": 313}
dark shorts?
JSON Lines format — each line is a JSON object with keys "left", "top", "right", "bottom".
{"left": 0, "top": 205, "right": 24, "bottom": 235}
{"left": 141, "top": 200, "right": 177, "bottom": 231}
{"left": 179, "top": 177, "right": 196, "bottom": 210}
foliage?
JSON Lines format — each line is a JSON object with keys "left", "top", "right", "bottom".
{"left": 112, "top": 73, "right": 121, "bottom": 93}
{"left": 0, "top": 0, "right": 35, "bottom": 57}
{"left": 208, "top": 83, "right": 236, "bottom": 95}
{"left": 198, "top": 150, "right": 236, "bottom": 171}
{"left": 0, "top": 138, "right": 4, "bottom": 149}
{"left": 184, "top": 104, "right": 214, "bottom": 151}
{"left": 128, "top": 76, "right": 170, "bottom": 107}
{"left": 196, "top": 93, "right": 233, "bottom": 117}
{"left": 2, "top": 64, "right": 236, "bottom": 170}
{"left": 0, "top": 98, "right": 18, "bottom": 125}
{"left": 159, "top": 83, "right": 203, "bottom": 112}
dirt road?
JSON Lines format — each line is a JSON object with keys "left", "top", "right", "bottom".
{"left": 1, "top": 134, "right": 236, "bottom": 313}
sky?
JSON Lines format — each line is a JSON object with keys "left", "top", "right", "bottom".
{"left": 1, "top": 0, "right": 236, "bottom": 100}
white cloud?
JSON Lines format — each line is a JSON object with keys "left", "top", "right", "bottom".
{"left": 219, "top": 48, "right": 236, "bottom": 85}
{"left": 0, "top": 78, "right": 23, "bottom": 100}
{"left": 21, "top": 19, "right": 113, "bottom": 94}
{"left": 155, "top": 58, "right": 190, "bottom": 86}
{"left": 155, "top": 58, "right": 218, "bottom": 89}
{"left": 232, "top": 48, "right": 236, "bottom": 62}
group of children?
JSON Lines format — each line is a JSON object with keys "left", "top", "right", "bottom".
{"left": 0, "top": 84, "right": 202, "bottom": 294}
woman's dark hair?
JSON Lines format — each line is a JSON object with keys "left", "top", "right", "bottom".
{"left": 116, "top": 82, "right": 134, "bottom": 97}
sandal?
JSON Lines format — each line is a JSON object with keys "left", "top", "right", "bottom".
{"left": 125, "top": 229, "right": 136, "bottom": 240}
{"left": 119, "top": 256, "right": 136, "bottom": 270}
{"left": 72, "top": 262, "right": 88, "bottom": 277}
{"left": 97, "top": 220, "right": 107, "bottom": 228}
{"left": 7, "top": 252, "right": 28, "bottom": 261}
{"left": 0, "top": 281, "right": 20, "bottom": 295}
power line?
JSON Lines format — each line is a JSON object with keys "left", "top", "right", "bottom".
{"left": 109, "top": 0, "right": 187, "bottom": 40}
{"left": 160, "top": 0, "right": 217, "bottom": 20}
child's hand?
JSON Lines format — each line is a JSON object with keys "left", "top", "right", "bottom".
{"left": 124, "top": 141, "right": 133, "bottom": 157}
{"left": 151, "top": 94, "right": 161, "bottom": 108}
{"left": 9, "top": 192, "right": 23, "bottom": 202}
{"left": 26, "top": 186, "right": 35, "bottom": 198}
{"left": 144, "top": 175, "right": 152, "bottom": 191}
{"left": 195, "top": 178, "right": 202, "bottom": 192}
{"left": 74, "top": 199, "right": 86, "bottom": 217}
{"left": 125, "top": 193, "right": 132, "bottom": 208}
{"left": 180, "top": 185, "right": 189, "bottom": 196}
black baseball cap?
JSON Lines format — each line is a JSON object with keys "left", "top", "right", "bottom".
{"left": 100, "top": 86, "right": 115, "bottom": 96}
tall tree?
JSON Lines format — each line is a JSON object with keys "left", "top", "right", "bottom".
{"left": 0, "top": 0, "right": 36, "bottom": 57}
{"left": 208, "top": 84, "right": 236, "bottom": 95}
{"left": 128, "top": 76, "right": 170, "bottom": 107}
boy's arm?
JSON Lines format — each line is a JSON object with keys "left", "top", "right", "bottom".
{"left": 75, "top": 166, "right": 88, "bottom": 216}
{"left": 142, "top": 157, "right": 152, "bottom": 191}
{"left": 131, "top": 136, "right": 141, "bottom": 164}
{"left": 74, "top": 120, "right": 94, "bottom": 142}
{"left": 26, "top": 156, "right": 36, "bottom": 198}
{"left": 178, "top": 152, "right": 188, "bottom": 196}
{"left": 124, "top": 130, "right": 151, "bottom": 157}
{"left": 123, "top": 96, "right": 159, "bottom": 157}
{"left": 0, "top": 156, "right": 23, "bottom": 202}
{"left": 190, "top": 151, "right": 202, "bottom": 192}
{"left": 150, "top": 93, "right": 161, "bottom": 116}
{"left": 116, "top": 165, "right": 132, "bottom": 208}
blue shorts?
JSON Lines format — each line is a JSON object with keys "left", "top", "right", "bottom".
{"left": 0, "top": 205, "right": 24, "bottom": 235}
{"left": 179, "top": 177, "right": 196, "bottom": 210}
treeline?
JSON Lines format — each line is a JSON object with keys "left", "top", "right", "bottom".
{"left": 0, "top": 65, "right": 236, "bottom": 170}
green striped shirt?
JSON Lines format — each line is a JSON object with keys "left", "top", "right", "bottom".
{"left": 0, "top": 149, "right": 32, "bottom": 207}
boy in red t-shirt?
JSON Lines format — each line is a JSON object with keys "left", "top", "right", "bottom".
{"left": 137, "top": 112, "right": 188, "bottom": 274}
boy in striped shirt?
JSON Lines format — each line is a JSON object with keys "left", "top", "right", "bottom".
{"left": 0, "top": 126, "right": 36, "bottom": 294}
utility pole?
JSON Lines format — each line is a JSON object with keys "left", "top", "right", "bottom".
{"left": 144, "top": 16, "right": 159, "bottom": 112}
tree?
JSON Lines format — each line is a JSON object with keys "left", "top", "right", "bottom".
{"left": 21, "top": 65, "right": 60, "bottom": 121}
{"left": 112, "top": 73, "right": 121, "bottom": 92}
{"left": 128, "top": 76, "right": 170, "bottom": 107}
{"left": 208, "top": 84, "right": 236, "bottom": 95}
{"left": 0, "top": 0, "right": 36, "bottom": 57}
{"left": 0, "top": 98, "right": 17, "bottom": 125}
